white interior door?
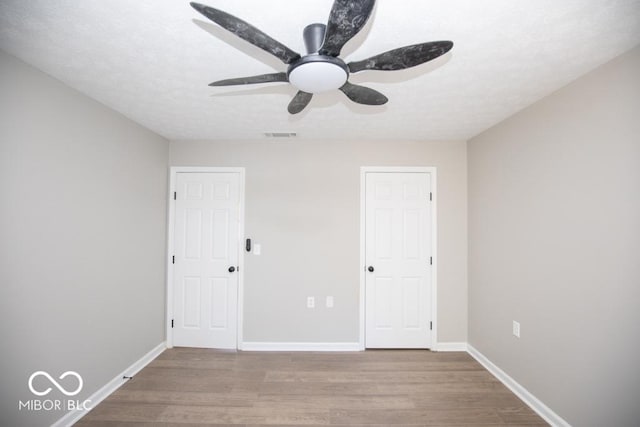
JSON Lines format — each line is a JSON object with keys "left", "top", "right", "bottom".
{"left": 365, "top": 172, "right": 432, "bottom": 348}
{"left": 172, "top": 172, "right": 241, "bottom": 349}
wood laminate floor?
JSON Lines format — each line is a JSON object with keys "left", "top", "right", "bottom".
{"left": 76, "top": 348, "right": 548, "bottom": 426}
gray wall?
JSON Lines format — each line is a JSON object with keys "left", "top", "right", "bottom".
{"left": 170, "top": 139, "right": 468, "bottom": 345}
{"left": 468, "top": 46, "right": 640, "bottom": 426}
{"left": 0, "top": 51, "right": 169, "bottom": 427}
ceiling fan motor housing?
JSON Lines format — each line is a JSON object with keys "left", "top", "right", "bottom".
{"left": 287, "top": 23, "right": 349, "bottom": 94}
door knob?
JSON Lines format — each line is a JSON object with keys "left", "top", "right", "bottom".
{"left": 367, "top": 266, "right": 375, "bottom": 272}
{"left": 228, "top": 266, "right": 236, "bottom": 273}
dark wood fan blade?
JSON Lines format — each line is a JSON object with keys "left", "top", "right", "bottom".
{"left": 288, "top": 91, "right": 313, "bottom": 114}
{"left": 348, "top": 41, "right": 453, "bottom": 73}
{"left": 190, "top": 2, "right": 301, "bottom": 64}
{"left": 209, "top": 72, "right": 288, "bottom": 86}
{"left": 319, "top": 0, "right": 376, "bottom": 57}
{"left": 339, "top": 82, "right": 387, "bottom": 105}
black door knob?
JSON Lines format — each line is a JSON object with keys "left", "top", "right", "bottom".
{"left": 367, "top": 266, "right": 374, "bottom": 272}
{"left": 228, "top": 266, "right": 236, "bottom": 273}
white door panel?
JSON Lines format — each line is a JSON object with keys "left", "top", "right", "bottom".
{"left": 365, "top": 172, "right": 432, "bottom": 348}
{"left": 173, "top": 172, "right": 240, "bottom": 349}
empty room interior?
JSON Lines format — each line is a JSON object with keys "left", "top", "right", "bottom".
{"left": 1, "top": 1, "right": 639, "bottom": 426}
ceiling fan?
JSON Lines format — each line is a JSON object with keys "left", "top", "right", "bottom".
{"left": 191, "top": 0, "right": 453, "bottom": 114}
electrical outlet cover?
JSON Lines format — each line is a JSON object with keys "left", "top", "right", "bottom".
{"left": 513, "top": 321, "right": 520, "bottom": 338}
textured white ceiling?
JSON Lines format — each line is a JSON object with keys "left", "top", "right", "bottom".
{"left": 1, "top": 0, "right": 639, "bottom": 141}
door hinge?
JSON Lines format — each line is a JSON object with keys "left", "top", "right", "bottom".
{"left": 171, "top": 319, "right": 174, "bottom": 328}
{"left": 430, "top": 321, "right": 433, "bottom": 331}
{"left": 172, "top": 255, "right": 175, "bottom": 264}
{"left": 173, "top": 191, "right": 177, "bottom": 200}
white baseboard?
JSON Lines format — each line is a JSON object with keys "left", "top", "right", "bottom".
{"left": 242, "top": 342, "right": 468, "bottom": 352}
{"left": 241, "top": 342, "right": 362, "bottom": 352}
{"left": 435, "top": 342, "right": 467, "bottom": 352}
{"left": 467, "top": 344, "right": 570, "bottom": 427}
{"left": 52, "top": 341, "right": 166, "bottom": 427}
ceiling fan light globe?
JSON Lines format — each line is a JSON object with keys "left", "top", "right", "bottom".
{"left": 287, "top": 58, "right": 349, "bottom": 94}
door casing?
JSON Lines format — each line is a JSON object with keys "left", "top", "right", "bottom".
{"left": 359, "top": 167, "right": 438, "bottom": 350}
{"left": 166, "top": 166, "right": 246, "bottom": 349}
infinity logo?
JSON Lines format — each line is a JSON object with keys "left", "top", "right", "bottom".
{"left": 28, "top": 371, "right": 83, "bottom": 397}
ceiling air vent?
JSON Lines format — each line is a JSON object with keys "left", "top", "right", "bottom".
{"left": 263, "top": 132, "right": 297, "bottom": 138}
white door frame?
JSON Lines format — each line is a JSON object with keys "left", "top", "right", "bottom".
{"left": 359, "top": 166, "right": 438, "bottom": 350}
{"left": 166, "top": 166, "right": 246, "bottom": 349}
